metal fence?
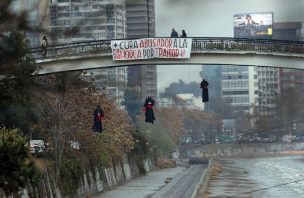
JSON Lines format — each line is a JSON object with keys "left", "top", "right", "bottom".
{"left": 30, "top": 37, "right": 304, "bottom": 60}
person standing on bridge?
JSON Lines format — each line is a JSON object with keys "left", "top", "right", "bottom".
{"left": 41, "top": 35, "right": 49, "bottom": 58}
{"left": 180, "top": 30, "right": 187, "bottom": 37}
{"left": 171, "top": 28, "right": 178, "bottom": 38}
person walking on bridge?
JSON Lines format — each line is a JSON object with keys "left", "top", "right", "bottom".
{"left": 41, "top": 36, "right": 49, "bottom": 58}
{"left": 171, "top": 28, "right": 178, "bottom": 38}
{"left": 180, "top": 30, "right": 187, "bottom": 37}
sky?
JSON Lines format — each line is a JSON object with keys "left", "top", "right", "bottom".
{"left": 155, "top": 0, "right": 304, "bottom": 94}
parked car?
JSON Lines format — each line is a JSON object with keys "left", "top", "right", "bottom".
{"left": 30, "top": 140, "right": 45, "bottom": 154}
{"left": 282, "top": 134, "right": 293, "bottom": 143}
{"left": 68, "top": 141, "right": 80, "bottom": 150}
{"left": 189, "top": 156, "right": 209, "bottom": 165}
{"left": 184, "top": 137, "right": 192, "bottom": 144}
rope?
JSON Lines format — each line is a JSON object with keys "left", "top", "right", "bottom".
{"left": 226, "top": 178, "right": 304, "bottom": 197}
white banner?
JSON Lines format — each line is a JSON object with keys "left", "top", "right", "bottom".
{"left": 111, "top": 38, "right": 192, "bottom": 61}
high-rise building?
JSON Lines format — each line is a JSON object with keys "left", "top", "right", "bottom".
{"left": 49, "top": 0, "right": 128, "bottom": 108}
{"left": 49, "top": 0, "right": 126, "bottom": 43}
{"left": 255, "top": 67, "right": 279, "bottom": 116}
{"left": 252, "top": 22, "right": 304, "bottom": 116}
{"left": 82, "top": 67, "right": 128, "bottom": 110}
{"left": 202, "top": 65, "right": 258, "bottom": 134}
{"left": 273, "top": 22, "right": 303, "bottom": 41}
{"left": 126, "top": 0, "right": 155, "bottom": 38}
{"left": 126, "top": 0, "right": 157, "bottom": 99}
{"left": 273, "top": 22, "right": 304, "bottom": 99}
{"left": 279, "top": 68, "right": 304, "bottom": 94}
{"left": 202, "top": 65, "right": 257, "bottom": 115}
{"left": 201, "top": 65, "right": 222, "bottom": 112}
{"left": 221, "top": 65, "right": 257, "bottom": 114}
{"left": 12, "top": 0, "right": 49, "bottom": 47}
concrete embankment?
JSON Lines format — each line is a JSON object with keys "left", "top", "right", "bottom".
{"left": 188, "top": 142, "right": 304, "bottom": 158}
{"left": 192, "top": 159, "right": 213, "bottom": 198}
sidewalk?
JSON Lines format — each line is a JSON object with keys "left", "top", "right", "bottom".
{"left": 95, "top": 166, "right": 186, "bottom": 198}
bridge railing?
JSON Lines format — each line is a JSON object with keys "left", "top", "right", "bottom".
{"left": 30, "top": 37, "right": 304, "bottom": 60}
{"left": 191, "top": 37, "right": 304, "bottom": 54}
{"left": 30, "top": 40, "right": 112, "bottom": 60}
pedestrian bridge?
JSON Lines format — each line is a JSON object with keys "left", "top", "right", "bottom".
{"left": 30, "top": 37, "right": 304, "bottom": 74}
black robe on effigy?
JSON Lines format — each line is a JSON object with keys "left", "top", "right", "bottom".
{"left": 200, "top": 79, "right": 209, "bottom": 102}
{"left": 92, "top": 106, "right": 104, "bottom": 133}
{"left": 144, "top": 97, "right": 155, "bottom": 124}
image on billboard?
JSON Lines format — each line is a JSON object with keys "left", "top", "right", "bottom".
{"left": 233, "top": 12, "right": 273, "bottom": 39}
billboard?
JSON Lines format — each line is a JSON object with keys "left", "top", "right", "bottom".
{"left": 233, "top": 12, "right": 273, "bottom": 39}
{"left": 111, "top": 38, "right": 192, "bottom": 61}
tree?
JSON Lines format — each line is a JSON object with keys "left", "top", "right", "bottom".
{"left": 154, "top": 107, "right": 185, "bottom": 144}
{"left": 0, "top": 128, "right": 41, "bottom": 196}
{"left": 160, "top": 80, "right": 201, "bottom": 98}
{"left": 123, "top": 88, "right": 143, "bottom": 123}
{"left": 34, "top": 79, "right": 135, "bottom": 168}
{"left": 275, "top": 88, "right": 304, "bottom": 127}
{"left": 37, "top": 91, "right": 77, "bottom": 186}
{"left": 182, "top": 109, "right": 222, "bottom": 143}
{"left": 0, "top": 0, "right": 39, "bottom": 133}
{"left": 249, "top": 88, "right": 304, "bottom": 139}
{"left": 136, "top": 119, "right": 175, "bottom": 158}
{"left": 32, "top": 84, "right": 135, "bottom": 195}
{"left": 136, "top": 107, "right": 185, "bottom": 157}
{"left": 204, "top": 97, "right": 234, "bottom": 118}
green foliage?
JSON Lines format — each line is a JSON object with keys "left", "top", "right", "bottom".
{"left": 251, "top": 88, "right": 304, "bottom": 138}
{"left": 96, "top": 149, "right": 112, "bottom": 168}
{"left": 135, "top": 157, "right": 147, "bottom": 175}
{"left": 128, "top": 129, "right": 150, "bottom": 175}
{"left": 59, "top": 157, "right": 83, "bottom": 196}
{"left": 137, "top": 122, "right": 174, "bottom": 157}
{"left": 0, "top": 128, "right": 41, "bottom": 195}
{"left": 131, "top": 129, "right": 149, "bottom": 157}
{"left": 123, "top": 89, "right": 143, "bottom": 123}
{"left": 0, "top": 0, "right": 39, "bottom": 133}
{"left": 0, "top": 32, "right": 37, "bottom": 78}
{"left": 160, "top": 79, "right": 201, "bottom": 98}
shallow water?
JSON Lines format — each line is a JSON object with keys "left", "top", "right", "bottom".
{"left": 208, "top": 156, "right": 304, "bottom": 198}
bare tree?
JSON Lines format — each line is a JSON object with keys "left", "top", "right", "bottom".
{"left": 37, "top": 91, "right": 78, "bottom": 195}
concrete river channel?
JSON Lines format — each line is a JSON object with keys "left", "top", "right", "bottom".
{"left": 207, "top": 156, "right": 304, "bottom": 198}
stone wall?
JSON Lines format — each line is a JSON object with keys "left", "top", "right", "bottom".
{"left": 188, "top": 142, "right": 304, "bottom": 158}
{"left": 18, "top": 154, "right": 154, "bottom": 198}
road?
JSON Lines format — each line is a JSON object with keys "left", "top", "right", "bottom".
{"left": 96, "top": 164, "right": 207, "bottom": 198}
{"left": 152, "top": 165, "right": 207, "bottom": 198}
{"left": 207, "top": 156, "right": 304, "bottom": 198}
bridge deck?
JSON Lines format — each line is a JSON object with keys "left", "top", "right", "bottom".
{"left": 30, "top": 38, "right": 304, "bottom": 73}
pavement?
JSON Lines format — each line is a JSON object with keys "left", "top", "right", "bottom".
{"left": 95, "top": 166, "right": 187, "bottom": 198}
{"left": 95, "top": 163, "right": 207, "bottom": 198}
{"left": 152, "top": 165, "right": 206, "bottom": 198}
